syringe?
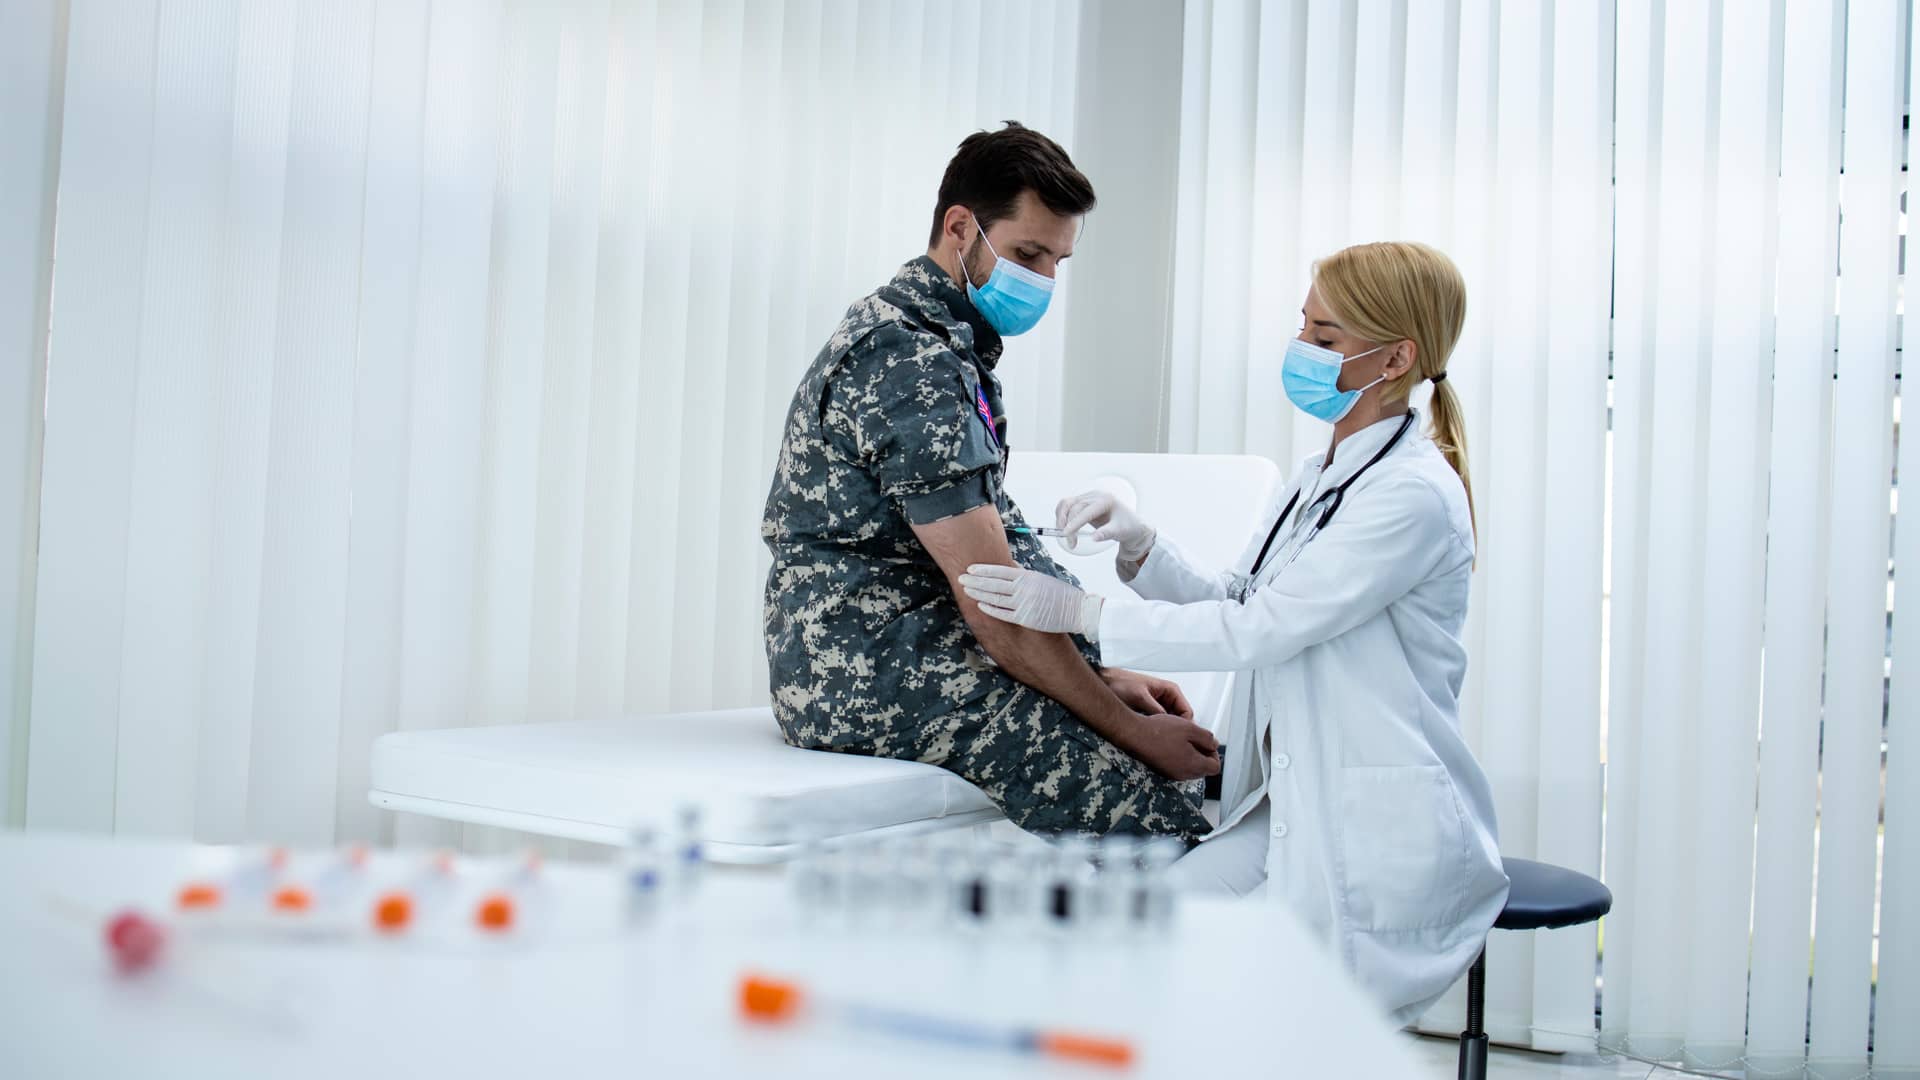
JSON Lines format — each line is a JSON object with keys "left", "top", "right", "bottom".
{"left": 1006, "top": 526, "right": 1091, "bottom": 539}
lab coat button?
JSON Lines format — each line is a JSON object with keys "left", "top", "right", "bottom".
{"left": 1271, "top": 822, "right": 1289, "bottom": 839}
{"left": 1272, "top": 753, "right": 1291, "bottom": 770}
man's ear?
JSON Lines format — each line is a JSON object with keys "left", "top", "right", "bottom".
{"left": 942, "top": 204, "right": 973, "bottom": 250}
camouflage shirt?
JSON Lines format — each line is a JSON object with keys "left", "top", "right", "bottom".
{"left": 761, "top": 257, "right": 1096, "bottom": 749}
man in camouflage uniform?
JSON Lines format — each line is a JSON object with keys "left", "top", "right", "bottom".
{"left": 761, "top": 124, "right": 1219, "bottom": 839}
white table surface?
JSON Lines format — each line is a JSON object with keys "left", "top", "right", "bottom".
{"left": 0, "top": 830, "right": 1423, "bottom": 1079}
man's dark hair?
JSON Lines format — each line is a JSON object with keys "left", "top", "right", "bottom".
{"left": 927, "top": 122, "right": 1096, "bottom": 247}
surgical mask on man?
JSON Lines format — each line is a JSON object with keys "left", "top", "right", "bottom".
{"left": 960, "top": 216, "right": 1054, "bottom": 336}
{"left": 1281, "top": 338, "right": 1389, "bottom": 423}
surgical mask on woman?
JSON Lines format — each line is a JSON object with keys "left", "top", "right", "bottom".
{"left": 1281, "top": 339, "right": 1389, "bottom": 423}
{"left": 960, "top": 216, "right": 1054, "bottom": 336}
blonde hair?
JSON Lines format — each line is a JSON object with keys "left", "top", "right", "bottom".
{"left": 1310, "top": 241, "right": 1474, "bottom": 538}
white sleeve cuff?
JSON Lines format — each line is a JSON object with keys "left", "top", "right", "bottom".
{"left": 1125, "top": 540, "right": 1176, "bottom": 595}
{"left": 1081, "top": 593, "right": 1105, "bottom": 642}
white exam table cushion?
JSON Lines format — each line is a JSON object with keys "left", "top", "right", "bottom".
{"left": 369, "top": 707, "right": 997, "bottom": 856}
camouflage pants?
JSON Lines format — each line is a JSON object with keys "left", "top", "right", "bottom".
{"left": 787, "top": 677, "right": 1213, "bottom": 842}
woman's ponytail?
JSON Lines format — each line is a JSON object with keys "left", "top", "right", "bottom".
{"left": 1426, "top": 376, "right": 1475, "bottom": 542}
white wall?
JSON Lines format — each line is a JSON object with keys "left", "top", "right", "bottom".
{"left": 1061, "top": 0, "right": 1188, "bottom": 453}
{"left": 0, "top": 0, "right": 64, "bottom": 828}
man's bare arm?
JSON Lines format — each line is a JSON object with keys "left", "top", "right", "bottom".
{"left": 912, "top": 504, "right": 1219, "bottom": 780}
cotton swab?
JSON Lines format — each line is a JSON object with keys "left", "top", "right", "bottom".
{"left": 43, "top": 896, "right": 304, "bottom": 1036}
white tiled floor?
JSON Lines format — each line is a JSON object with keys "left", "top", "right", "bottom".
{"left": 1400, "top": 1033, "right": 1722, "bottom": 1079}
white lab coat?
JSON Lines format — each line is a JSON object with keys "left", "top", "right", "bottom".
{"left": 1094, "top": 412, "right": 1508, "bottom": 1023}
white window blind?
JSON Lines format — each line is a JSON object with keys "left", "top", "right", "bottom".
{"left": 1170, "top": 0, "right": 1913, "bottom": 1075}
{"left": 1, "top": 0, "right": 1084, "bottom": 848}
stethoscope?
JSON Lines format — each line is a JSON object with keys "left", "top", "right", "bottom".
{"left": 1245, "top": 410, "right": 1417, "bottom": 583}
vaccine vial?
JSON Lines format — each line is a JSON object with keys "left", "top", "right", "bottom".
{"left": 1140, "top": 837, "right": 1184, "bottom": 930}
{"left": 1115, "top": 835, "right": 1153, "bottom": 929}
{"left": 986, "top": 844, "right": 1044, "bottom": 933}
{"left": 950, "top": 842, "right": 993, "bottom": 926}
{"left": 890, "top": 837, "right": 938, "bottom": 925}
{"left": 1046, "top": 834, "right": 1095, "bottom": 930}
{"left": 822, "top": 837, "right": 855, "bottom": 915}
{"left": 1091, "top": 834, "right": 1136, "bottom": 934}
{"left": 675, "top": 805, "right": 706, "bottom": 898}
{"left": 623, "top": 826, "right": 665, "bottom": 928}
{"left": 842, "top": 838, "right": 883, "bottom": 919}
{"left": 791, "top": 831, "right": 832, "bottom": 917}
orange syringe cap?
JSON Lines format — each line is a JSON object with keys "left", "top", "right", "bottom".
{"left": 176, "top": 882, "right": 222, "bottom": 911}
{"left": 739, "top": 974, "right": 804, "bottom": 1023}
{"left": 373, "top": 891, "right": 413, "bottom": 933}
{"left": 1037, "top": 1031, "right": 1136, "bottom": 1069}
{"left": 475, "top": 892, "right": 515, "bottom": 932}
{"left": 271, "top": 886, "right": 312, "bottom": 913}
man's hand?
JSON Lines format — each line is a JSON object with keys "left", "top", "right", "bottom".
{"left": 1101, "top": 669, "right": 1194, "bottom": 721}
{"left": 1118, "top": 711, "right": 1222, "bottom": 781}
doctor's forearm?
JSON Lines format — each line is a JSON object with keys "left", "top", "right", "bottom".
{"left": 1096, "top": 600, "right": 1300, "bottom": 673}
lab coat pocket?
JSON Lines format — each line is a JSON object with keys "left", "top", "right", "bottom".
{"left": 1339, "top": 764, "right": 1471, "bottom": 933}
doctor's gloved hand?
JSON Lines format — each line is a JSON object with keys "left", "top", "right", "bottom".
{"left": 959, "top": 564, "right": 1106, "bottom": 638}
{"left": 1056, "top": 491, "right": 1156, "bottom": 563}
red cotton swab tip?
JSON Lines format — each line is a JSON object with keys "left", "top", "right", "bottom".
{"left": 104, "top": 910, "right": 168, "bottom": 974}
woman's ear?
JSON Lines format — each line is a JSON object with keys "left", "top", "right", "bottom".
{"left": 1387, "top": 340, "right": 1418, "bottom": 379}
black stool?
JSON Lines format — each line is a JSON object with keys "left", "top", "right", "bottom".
{"left": 1458, "top": 858, "right": 1613, "bottom": 1080}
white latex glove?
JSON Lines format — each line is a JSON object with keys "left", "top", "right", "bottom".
{"left": 958, "top": 564, "right": 1106, "bottom": 638}
{"left": 1055, "top": 490, "right": 1156, "bottom": 563}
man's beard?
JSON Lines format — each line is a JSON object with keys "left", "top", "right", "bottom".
{"left": 960, "top": 234, "right": 996, "bottom": 290}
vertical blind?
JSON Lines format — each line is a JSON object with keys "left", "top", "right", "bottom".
{"left": 0, "top": 0, "right": 1084, "bottom": 847}
{"left": 1171, "top": 0, "right": 1914, "bottom": 1075}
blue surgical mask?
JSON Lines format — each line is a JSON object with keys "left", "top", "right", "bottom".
{"left": 1281, "top": 338, "right": 1389, "bottom": 423}
{"left": 960, "top": 217, "right": 1054, "bottom": 336}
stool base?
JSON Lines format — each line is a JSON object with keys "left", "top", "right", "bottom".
{"left": 1457, "top": 1033, "right": 1488, "bottom": 1080}
{"left": 1457, "top": 946, "right": 1488, "bottom": 1080}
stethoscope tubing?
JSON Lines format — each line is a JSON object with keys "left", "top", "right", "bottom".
{"left": 1246, "top": 411, "right": 1417, "bottom": 583}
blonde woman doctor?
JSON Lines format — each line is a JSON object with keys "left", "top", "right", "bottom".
{"left": 960, "top": 242, "right": 1507, "bottom": 1023}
